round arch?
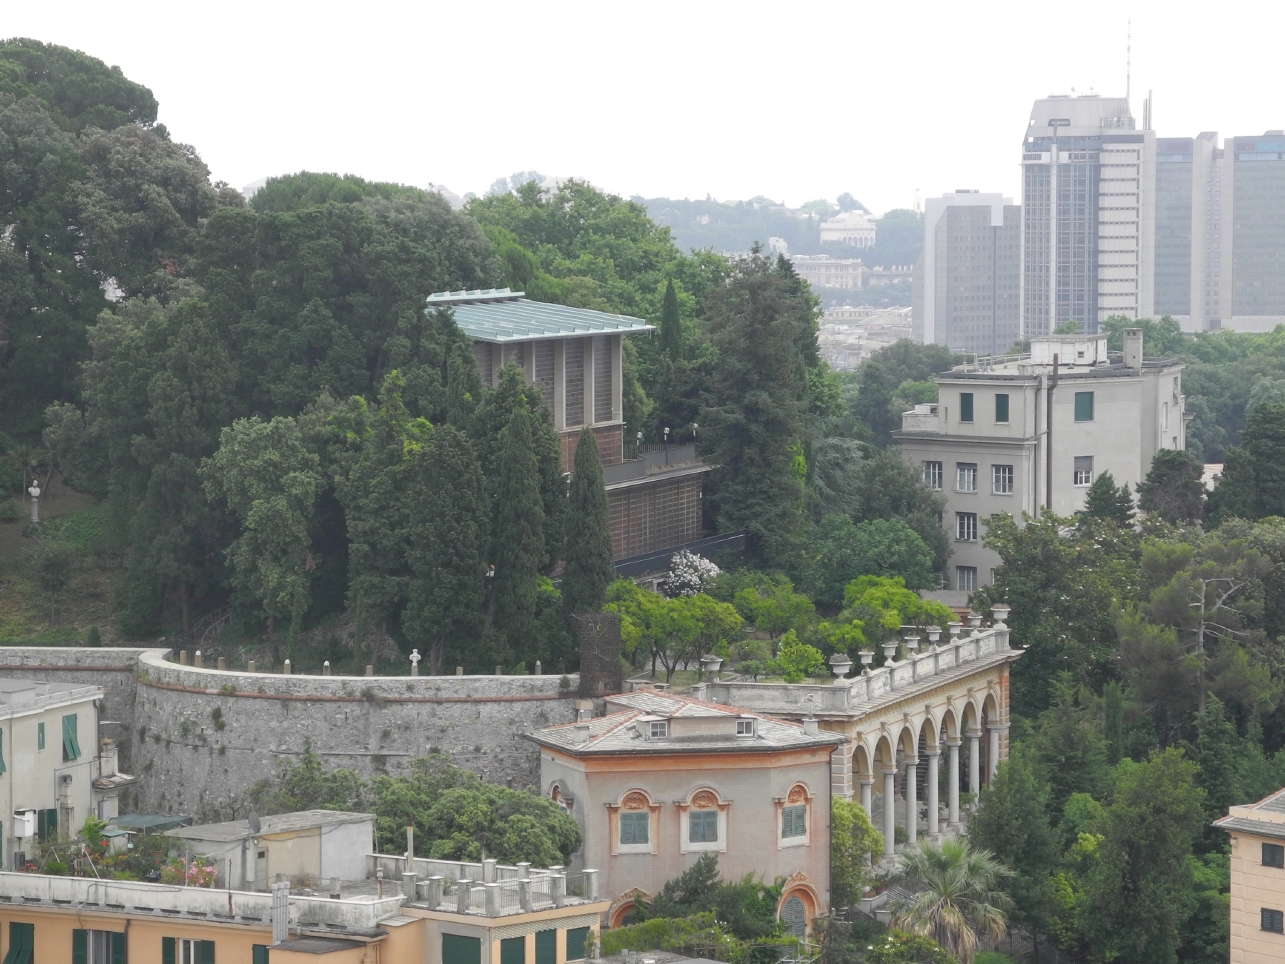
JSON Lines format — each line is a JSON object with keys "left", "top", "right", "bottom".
{"left": 777, "top": 876, "right": 821, "bottom": 937}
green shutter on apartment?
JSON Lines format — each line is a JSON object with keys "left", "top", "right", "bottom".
{"left": 111, "top": 932, "right": 126, "bottom": 964}
{"left": 73, "top": 929, "right": 88, "bottom": 964}
{"left": 501, "top": 937, "right": 526, "bottom": 964}
{"left": 63, "top": 713, "right": 81, "bottom": 761}
{"left": 253, "top": 945, "right": 270, "bottom": 964}
{"left": 1074, "top": 391, "right": 1094, "bottom": 421}
{"left": 535, "top": 930, "right": 556, "bottom": 964}
{"left": 0, "top": 729, "right": 6, "bottom": 776}
{"left": 37, "top": 723, "right": 44, "bottom": 751}
{"left": 565, "top": 928, "right": 590, "bottom": 962}
{"left": 959, "top": 393, "right": 974, "bottom": 422}
{"left": 3, "top": 923, "right": 34, "bottom": 964}
{"left": 995, "top": 393, "right": 1010, "bottom": 423}
{"left": 443, "top": 934, "right": 481, "bottom": 964}
{"left": 199, "top": 938, "right": 215, "bottom": 964}
{"left": 162, "top": 936, "right": 176, "bottom": 964}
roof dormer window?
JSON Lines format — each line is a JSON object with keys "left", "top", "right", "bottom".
{"left": 648, "top": 721, "right": 668, "bottom": 739}
{"left": 736, "top": 719, "right": 755, "bottom": 737}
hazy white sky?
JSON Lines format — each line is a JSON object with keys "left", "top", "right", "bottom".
{"left": 8, "top": 0, "right": 1283, "bottom": 216}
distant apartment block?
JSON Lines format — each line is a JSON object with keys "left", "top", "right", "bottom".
{"left": 819, "top": 210, "right": 876, "bottom": 247}
{"left": 791, "top": 255, "right": 868, "bottom": 290}
{"left": 916, "top": 191, "right": 1021, "bottom": 355}
{"left": 1156, "top": 131, "right": 1285, "bottom": 332}
{"left": 1020, "top": 94, "right": 1155, "bottom": 335}
{"left": 895, "top": 331, "right": 1185, "bottom": 591}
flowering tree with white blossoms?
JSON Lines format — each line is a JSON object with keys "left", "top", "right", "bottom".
{"left": 666, "top": 550, "right": 721, "bottom": 597}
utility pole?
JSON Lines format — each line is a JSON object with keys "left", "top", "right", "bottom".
{"left": 1046, "top": 355, "right": 1059, "bottom": 512}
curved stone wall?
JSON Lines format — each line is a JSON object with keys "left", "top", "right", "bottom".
{"left": 0, "top": 648, "right": 579, "bottom": 823}
{"left": 134, "top": 654, "right": 579, "bottom": 820}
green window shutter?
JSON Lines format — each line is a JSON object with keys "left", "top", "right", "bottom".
{"left": 565, "top": 928, "right": 589, "bottom": 962}
{"left": 253, "top": 946, "right": 270, "bottom": 964}
{"left": 111, "top": 932, "right": 126, "bottom": 964}
{"left": 501, "top": 937, "right": 525, "bottom": 964}
{"left": 782, "top": 805, "right": 806, "bottom": 838}
{"left": 199, "top": 938, "right": 215, "bottom": 964}
{"left": 73, "top": 929, "right": 88, "bottom": 964}
{"left": 1074, "top": 391, "right": 1094, "bottom": 421}
{"left": 162, "top": 936, "right": 176, "bottom": 964}
{"left": 690, "top": 811, "right": 718, "bottom": 843}
{"left": 960, "top": 393, "right": 974, "bottom": 422}
{"left": 995, "top": 393, "right": 1009, "bottom": 423}
{"left": 37, "top": 723, "right": 44, "bottom": 752}
{"left": 0, "top": 729, "right": 6, "bottom": 776}
{"left": 4, "top": 924, "right": 34, "bottom": 964}
{"left": 619, "top": 812, "right": 648, "bottom": 845}
{"left": 442, "top": 934, "right": 481, "bottom": 964}
{"left": 535, "top": 930, "right": 556, "bottom": 964}
{"left": 63, "top": 714, "right": 81, "bottom": 761}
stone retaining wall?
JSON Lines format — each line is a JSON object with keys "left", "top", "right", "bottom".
{"left": 0, "top": 648, "right": 579, "bottom": 823}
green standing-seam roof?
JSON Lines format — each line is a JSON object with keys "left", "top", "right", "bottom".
{"left": 108, "top": 813, "right": 194, "bottom": 833}
{"left": 426, "top": 288, "right": 653, "bottom": 343}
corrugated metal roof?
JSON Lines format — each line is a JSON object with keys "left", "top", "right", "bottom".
{"left": 426, "top": 290, "right": 652, "bottom": 343}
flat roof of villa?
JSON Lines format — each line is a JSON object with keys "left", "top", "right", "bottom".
{"left": 426, "top": 288, "right": 652, "bottom": 342}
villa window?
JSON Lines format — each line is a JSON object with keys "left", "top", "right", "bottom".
{"left": 960, "top": 392, "right": 974, "bottom": 422}
{"left": 75, "top": 929, "right": 127, "bottom": 964}
{"left": 1074, "top": 391, "right": 1095, "bottom": 422}
{"left": 956, "top": 513, "right": 978, "bottom": 542}
{"left": 619, "top": 812, "right": 649, "bottom": 846}
{"left": 956, "top": 463, "right": 978, "bottom": 492}
{"left": 1262, "top": 908, "right": 1284, "bottom": 933}
{"left": 1073, "top": 456, "right": 1094, "bottom": 487}
{"left": 992, "top": 465, "right": 1014, "bottom": 495}
{"left": 736, "top": 719, "right": 755, "bottom": 737}
{"left": 648, "top": 721, "right": 668, "bottom": 739}
{"left": 62, "top": 714, "right": 81, "bottom": 762}
{"left": 995, "top": 393, "right": 1010, "bottom": 423}
{"left": 1264, "top": 843, "right": 1285, "bottom": 869}
{"left": 781, "top": 805, "right": 807, "bottom": 838}
{"left": 956, "top": 566, "right": 978, "bottom": 592}
{"left": 689, "top": 811, "right": 719, "bottom": 843}
{"left": 922, "top": 461, "right": 943, "bottom": 490}
{"left": 163, "top": 937, "right": 215, "bottom": 964}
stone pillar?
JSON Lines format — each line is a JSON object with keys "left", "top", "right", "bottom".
{"left": 926, "top": 748, "right": 940, "bottom": 837}
{"left": 881, "top": 767, "right": 897, "bottom": 859}
{"left": 988, "top": 724, "right": 1009, "bottom": 782}
{"left": 831, "top": 745, "right": 853, "bottom": 800}
{"left": 904, "top": 759, "right": 918, "bottom": 845}
{"left": 859, "top": 778, "right": 874, "bottom": 819}
{"left": 967, "top": 729, "right": 981, "bottom": 798}
{"left": 945, "top": 745, "right": 956, "bottom": 832}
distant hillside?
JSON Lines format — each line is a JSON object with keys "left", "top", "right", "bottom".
{"left": 640, "top": 197, "right": 923, "bottom": 268}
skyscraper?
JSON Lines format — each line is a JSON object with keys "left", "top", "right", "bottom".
{"left": 1020, "top": 95, "right": 1155, "bottom": 336}
{"left": 917, "top": 191, "right": 1021, "bottom": 355}
{"left": 1152, "top": 130, "right": 1285, "bottom": 332}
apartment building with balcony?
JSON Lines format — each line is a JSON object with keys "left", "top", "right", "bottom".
{"left": 894, "top": 330, "right": 1186, "bottom": 591}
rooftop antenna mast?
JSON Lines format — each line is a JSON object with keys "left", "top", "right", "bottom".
{"left": 1126, "top": 18, "right": 1132, "bottom": 106}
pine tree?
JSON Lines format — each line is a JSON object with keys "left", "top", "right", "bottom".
{"left": 659, "top": 278, "right": 682, "bottom": 359}
{"left": 1137, "top": 449, "right": 1205, "bottom": 523}
{"left": 1192, "top": 694, "right": 1238, "bottom": 829}
{"left": 1102, "top": 680, "right": 1125, "bottom": 765}
{"left": 492, "top": 407, "right": 546, "bottom": 648}
{"left": 968, "top": 744, "right": 1058, "bottom": 943}
{"left": 562, "top": 428, "right": 615, "bottom": 616}
{"left": 1082, "top": 470, "right": 1134, "bottom": 525}
{"left": 1244, "top": 401, "right": 1285, "bottom": 518}
{"left": 405, "top": 426, "right": 488, "bottom": 675}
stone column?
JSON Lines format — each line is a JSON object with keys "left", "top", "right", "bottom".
{"left": 925, "top": 747, "right": 940, "bottom": 837}
{"left": 967, "top": 729, "right": 982, "bottom": 798}
{"left": 988, "top": 723, "right": 1009, "bottom": 782}
{"left": 904, "top": 758, "right": 918, "bottom": 845}
{"left": 946, "top": 740, "right": 961, "bottom": 830}
{"left": 881, "top": 767, "right": 897, "bottom": 859}
{"left": 859, "top": 777, "right": 874, "bottom": 819}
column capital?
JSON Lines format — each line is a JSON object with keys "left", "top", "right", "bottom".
{"left": 925, "top": 744, "right": 941, "bottom": 757}
{"left": 881, "top": 766, "right": 899, "bottom": 777}
{"left": 965, "top": 728, "right": 983, "bottom": 739}
{"left": 858, "top": 776, "right": 875, "bottom": 786}
{"left": 903, "top": 757, "right": 919, "bottom": 768}
{"left": 944, "top": 738, "right": 962, "bottom": 748}
{"left": 988, "top": 723, "right": 1011, "bottom": 733}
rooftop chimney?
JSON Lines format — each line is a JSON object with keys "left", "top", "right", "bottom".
{"left": 1123, "top": 328, "right": 1143, "bottom": 370}
{"left": 802, "top": 717, "right": 819, "bottom": 736}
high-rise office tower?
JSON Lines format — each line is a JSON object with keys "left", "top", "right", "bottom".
{"left": 917, "top": 191, "right": 1021, "bottom": 355}
{"left": 1152, "top": 130, "right": 1285, "bottom": 331}
{"left": 1020, "top": 95, "right": 1155, "bottom": 336}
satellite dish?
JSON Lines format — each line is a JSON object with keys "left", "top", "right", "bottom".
{"left": 248, "top": 811, "right": 262, "bottom": 836}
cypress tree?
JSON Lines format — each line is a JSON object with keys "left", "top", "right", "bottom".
{"left": 405, "top": 426, "right": 488, "bottom": 675}
{"left": 659, "top": 278, "right": 681, "bottom": 359}
{"left": 1244, "top": 401, "right": 1285, "bottom": 518}
{"left": 493, "top": 407, "right": 545, "bottom": 645}
{"left": 1137, "top": 449, "right": 1205, "bottom": 523}
{"left": 562, "top": 428, "right": 615, "bottom": 616}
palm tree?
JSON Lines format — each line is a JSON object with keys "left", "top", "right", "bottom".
{"left": 886, "top": 838, "right": 1014, "bottom": 964}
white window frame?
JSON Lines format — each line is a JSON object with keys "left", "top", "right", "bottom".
{"left": 648, "top": 720, "right": 668, "bottom": 739}
{"left": 956, "top": 463, "right": 978, "bottom": 493}
{"left": 956, "top": 512, "right": 978, "bottom": 542}
{"left": 922, "top": 461, "right": 943, "bottom": 490}
{"left": 956, "top": 566, "right": 978, "bottom": 592}
{"left": 679, "top": 790, "right": 728, "bottom": 854}
{"left": 735, "top": 719, "right": 755, "bottom": 737}
{"left": 992, "top": 464, "right": 1014, "bottom": 495}
{"left": 1073, "top": 456, "right": 1093, "bottom": 487}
